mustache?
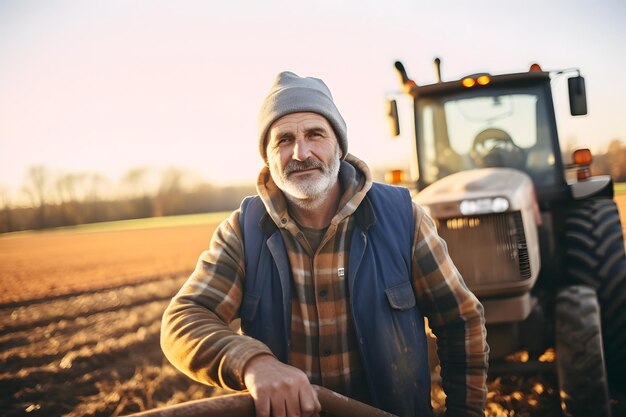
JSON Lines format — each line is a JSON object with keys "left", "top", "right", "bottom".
{"left": 284, "top": 158, "right": 325, "bottom": 175}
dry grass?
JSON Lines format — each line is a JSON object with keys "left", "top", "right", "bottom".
{"left": 616, "top": 194, "right": 626, "bottom": 234}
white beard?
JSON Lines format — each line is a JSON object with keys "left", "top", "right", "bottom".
{"left": 270, "top": 147, "right": 341, "bottom": 210}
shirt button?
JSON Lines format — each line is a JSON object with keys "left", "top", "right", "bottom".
{"left": 323, "top": 349, "right": 332, "bottom": 357}
{"left": 319, "top": 289, "right": 328, "bottom": 297}
{"left": 281, "top": 217, "right": 287, "bottom": 224}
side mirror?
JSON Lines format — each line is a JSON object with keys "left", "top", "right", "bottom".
{"left": 568, "top": 76, "right": 587, "bottom": 116}
{"left": 386, "top": 99, "right": 400, "bottom": 137}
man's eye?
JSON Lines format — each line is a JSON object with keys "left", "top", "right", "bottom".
{"left": 278, "top": 137, "right": 292, "bottom": 145}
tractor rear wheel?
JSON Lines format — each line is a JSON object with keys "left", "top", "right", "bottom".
{"left": 555, "top": 285, "right": 611, "bottom": 417}
{"left": 564, "top": 198, "right": 626, "bottom": 384}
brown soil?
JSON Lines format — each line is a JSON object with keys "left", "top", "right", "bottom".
{"left": 0, "top": 221, "right": 225, "bottom": 417}
{"left": 0, "top": 223, "right": 217, "bottom": 305}
{"left": 0, "top": 277, "right": 227, "bottom": 417}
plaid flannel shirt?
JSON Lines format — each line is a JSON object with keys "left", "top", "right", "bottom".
{"left": 161, "top": 154, "right": 488, "bottom": 416}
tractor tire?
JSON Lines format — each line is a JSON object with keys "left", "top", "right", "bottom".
{"left": 564, "top": 198, "right": 626, "bottom": 384}
{"left": 555, "top": 285, "right": 611, "bottom": 417}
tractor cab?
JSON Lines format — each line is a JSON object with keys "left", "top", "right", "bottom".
{"left": 388, "top": 61, "right": 589, "bottom": 203}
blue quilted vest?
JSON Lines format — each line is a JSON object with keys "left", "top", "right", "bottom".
{"left": 238, "top": 183, "right": 433, "bottom": 417}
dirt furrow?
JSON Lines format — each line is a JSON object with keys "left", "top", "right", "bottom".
{"left": 0, "top": 277, "right": 185, "bottom": 335}
{"left": 0, "top": 277, "right": 213, "bottom": 417}
{"left": 0, "top": 300, "right": 168, "bottom": 371}
{"left": 1, "top": 322, "right": 163, "bottom": 416}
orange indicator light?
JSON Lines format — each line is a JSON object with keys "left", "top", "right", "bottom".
{"left": 573, "top": 148, "right": 592, "bottom": 181}
{"left": 385, "top": 169, "right": 405, "bottom": 185}
{"left": 477, "top": 75, "right": 490, "bottom": 85}
{"left": 462, "top": 77, "right": 476, "bottom": 88}
{"left": 573, "top": 148, "right": 592, "bottom": 165}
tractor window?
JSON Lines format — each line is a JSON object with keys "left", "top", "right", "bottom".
{"left": 417, "top": 86, "right": 558, "bottom": 187}
{"left": 446, "top": 95, "right": 538, "bottom": 152}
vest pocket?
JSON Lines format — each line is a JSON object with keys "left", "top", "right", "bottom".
{"left": 384, "top": 281, "right": 416, "bottom": 310}
{"left": 240, "top": 293, "right": 261, "bottom": 322}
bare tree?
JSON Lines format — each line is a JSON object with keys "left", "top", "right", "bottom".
{"left": 22, "top": 165, "right": 50, "bottom": 229}
{"left": 0, "top": 185, "right": 12, "bottom": 233}
{"left": 120, "top": 167, "right": 156, "bottom": 218}
{"left": 607, "top": 139, "right": 626, "bottom": 182}
{"left": 5, "top": 164, "right": 254, "bottom": 230}
{"left": 85, "top": 173, "right": 108, "bottom": 202}
{"left": 121, "top": 167, "right": 152, "bottom": 199}
{"left": 155, "top": 167, "right": 186, "bottom": 216}
{"left": 55, "top": 173, "right": 83, "bottom": 225}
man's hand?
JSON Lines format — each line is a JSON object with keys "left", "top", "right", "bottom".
{"left": 243, "top": 354, "right": 321, "bottom": 417}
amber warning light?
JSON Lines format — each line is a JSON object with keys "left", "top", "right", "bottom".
{"left": 385, "top": 169, "right": 406, "bottom": 185}
{"left": 573, "top": 148, "right": 592, "bottom": 165}
{"left": 462, "top": 75, "right": 490, "bottom": 88}
{"left": 573, "top": 148, "right": 593, "bottom": 180}
{"left": 462, "top": 77, "right": 476, "bottom": 88}
{"left": 477, "top": 75, "right": 490, "bottom": 85}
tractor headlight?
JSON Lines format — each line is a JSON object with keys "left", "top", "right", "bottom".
{"left": 460, "top": 197, "right": 509, "bottom": 215}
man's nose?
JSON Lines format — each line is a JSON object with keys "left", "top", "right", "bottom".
{"left": 292, "top": 138, "right": 311, "bottom": 161}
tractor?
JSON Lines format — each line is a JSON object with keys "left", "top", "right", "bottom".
{"left": 386, "top": 58, "right": 626, "bottom": 417}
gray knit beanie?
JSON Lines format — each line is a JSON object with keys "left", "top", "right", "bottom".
{"left": 258, "top": 71, "right": 347, "bottom": 161}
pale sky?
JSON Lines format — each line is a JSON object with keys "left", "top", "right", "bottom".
{"left": 1, "top": 0, "right": 625, "bottom": 200}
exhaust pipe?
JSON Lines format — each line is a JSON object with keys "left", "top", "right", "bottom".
{"left": 434, "top": 57, "right": 442, "bottom": 82}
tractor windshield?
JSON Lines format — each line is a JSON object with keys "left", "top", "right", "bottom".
{"left": 417, "top": 85, "right": 560, "bottom": 188}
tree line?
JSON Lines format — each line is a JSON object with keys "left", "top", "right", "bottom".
{"left": 0, "top": 166, "right": 256, "bottom": 233}
{"left": 588, "top": 139, "right": 626, "bottom": 181}
{"left": 1, "top": 140, "right": 625, "bottom": 234}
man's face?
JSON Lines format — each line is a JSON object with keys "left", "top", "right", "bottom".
{"left": 266, "top": 112, "right": 342, "bottom": 204}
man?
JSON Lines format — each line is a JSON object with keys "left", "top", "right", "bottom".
{"left": 161, "top": 71, "right": 489, "bottom": 417}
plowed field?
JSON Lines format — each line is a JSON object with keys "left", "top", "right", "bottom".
{"left": 0, "top": 223, "right": 219, "bottom": 305}
{"left": 0, "top": 222, "right": 231, "bottom": 417}
{"left": 1, "top": 197, "right": 625, "bottom": 417}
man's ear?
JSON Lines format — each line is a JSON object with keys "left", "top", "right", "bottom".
{"left": 263, "top": 136, "right": 270, "bottom": 166}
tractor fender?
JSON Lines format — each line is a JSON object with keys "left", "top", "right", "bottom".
{"left": 568, "top": 175, "right": 613, "bottom": 199}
